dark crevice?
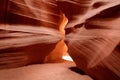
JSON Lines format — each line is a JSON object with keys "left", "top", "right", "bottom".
{"left": 69, "top": 67, "right": 86, "bottom": 75}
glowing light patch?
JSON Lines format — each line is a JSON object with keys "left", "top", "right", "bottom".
{"left": 62, "top": 55, "right": 73, "bottom": 61}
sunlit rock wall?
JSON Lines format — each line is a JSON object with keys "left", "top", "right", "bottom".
{"left": 57, "top": 0, "right": 120, "bottom": 80}
{"left": 0, "top": 0, "right": 66, "bottom": 69}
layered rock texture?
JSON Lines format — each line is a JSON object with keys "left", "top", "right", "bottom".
{"left": 0, "top": 0, "right": 64, "bottom": 68}
{"left": 0, "top": 0, "right": 120, "bottom": 80}
{"left": 58, "top": 0, "right": 120, "bottom": 80}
